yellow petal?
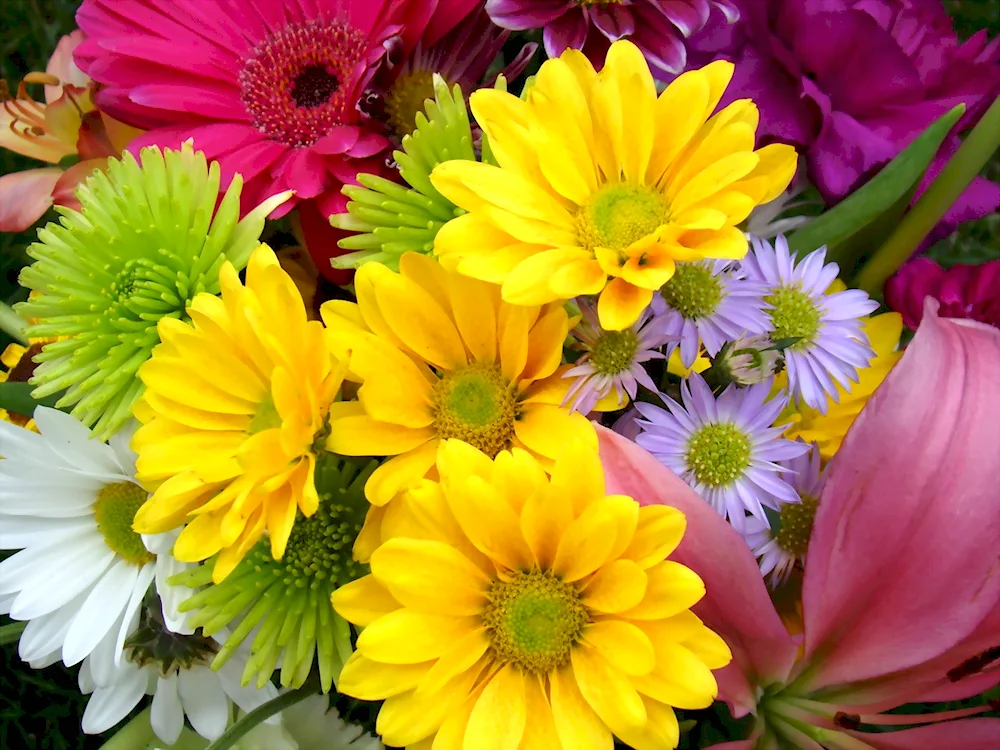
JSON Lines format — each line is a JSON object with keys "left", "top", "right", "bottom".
{"left": 326, "top": 414, "right": 435, "bottom": 457}
{"left": 353, "top": 505, "right": 386, "bottom": 563}
{"left": 447, "top": 475, "right": 534, "bottom": 571}
{"left": 624, "top": 505, "right": 687, "bottom": 569}
{"left": 364, "top": 440, "right": 440, "bottom": 506}
{"left": 670, "top": 151, "right": 761, "bottom": 215}
{"left": 521, "top": 307, "right": 569, "bottom": 383}
{"left": 415, "top": 628, "right": 490, "bottom": 698}
{"left": 357, "top": 609, "right": 480, "bottom": 664}
{"left": 621, "top": 561, "right": 705, "bottom": 620}
{"left": 514, "top": 404, "right": 596, "bottom": 462}
{"left": 732, "top": 143, "right": 798, "bottom": 205}
{"left": 648, "top": 68, "right": 712, "bottom": 186}
{"left": 371, "top": 538, "right": 490, "bottom": 616}
{"left": 596, "top": 278, "right": 653, "bottom": 331}
{"left": 376, "top": 665, "right": 483, "bottom": 748}
{"left": 681, "top": 620, "right": 733, "bottom": 671}
{"left": 498, "top": 304, "right": 532, "bottom": 383}
{"left": 551, "top": 499, "right": 621, "bottom": 582}
{"left": 173, "top": 511, "right": 224, "bottom": 562}
{"left": 582, "top": 559, "right": 647, "bottom": 613}
{"left": 582, "top": 620, "right": 655, "bottom": 676}
{"left": 631, "top": 641, "right": 719, "bottom": 709}
{"left": 602, "top": 40, "right": 656, "bottom": 185}
{"left": 454, "top": 242, "right": 546, "bottom": 286}
{"left": 433, "top": 212, "right": 519, "bottom": 268}
{"left": 492, "top": 446, "right": 548, "bottom": 515}
{"left": 519, "top": 674, "right": 564, "bottom": 750}
{"left": 549, "top": 666, "right": 614, "bottom": 750}
{"left": 548, "top": 437, "right": 607, "bottom": 515}
{"left": 337, "top": 651, "right": 430, "bottom": 700}
{"left": 571, "top": 643, "right": 647, "bottom": 735}
{"left": 332, "top": 574, "right": 401, "bottom": 627}
{"left": 613, "top": 698, "right": 680, "bottom": 750}
{"left": 463, "top": 665, "right": 527, "bottom": 750}
{"left": 549, "top": 258, "right": 607, "bottom": 299}
{"left": 501, "top": 248, "right": 592, "bottom": 306}
{"left": 447, "top": 272, "right": 499, "bottom": 364}
{"left": 520, "top": 478, "right": 574, "bottom": 570}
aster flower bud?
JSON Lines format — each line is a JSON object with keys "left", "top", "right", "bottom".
{"left": 714, "top": 335, "right": 782, "bottom": 386}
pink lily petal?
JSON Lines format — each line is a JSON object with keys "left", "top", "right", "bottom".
{"left": 52, "top": 158, "right": 107, "bottom": 211}
{"left": 596, "top": 425, "right": 797, "bottom": 714}
{"left": 0, "top": 168, "right": 62, "bottom": 232}
{"left": 45, "top": 31, "right": 89, "bottom": 102}
{"left": 848, "top": 718, "right": 1000, "bottom": 749}
{"left": 799, "top": 302, "right": 1000, "bottom": 696}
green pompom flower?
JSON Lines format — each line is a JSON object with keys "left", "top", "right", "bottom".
{"left": 16, "top": 143, "right": 289, "bottom": 438}
{"left": 171, "top": 454, "right": 376, "bottom": 693}
{"left": 330, "top": 75, "right": 500, "bottom": 271}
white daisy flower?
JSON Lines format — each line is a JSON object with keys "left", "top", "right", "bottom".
{"left": 80, "top": 600, "right": 278, "bottom": 743}
{"left": 0, "top": 408, "right": 158, "bottom": 668}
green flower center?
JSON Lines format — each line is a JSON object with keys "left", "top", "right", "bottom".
{"left": 385, "top": 68, "right": 437, "bottom": 138}
{"left": 660, "top": 262, "right": 724, "bottom": 319}
{"left": 249, "top": 394, "right": 282, "bottom": 434}
{"left": 766, "top": 284, "right": 822, "bottom": 349}
{"left": 686, "top": 423, "right": 752, "bottom": 487}
{"left": 432, "top": 363, "right": 518, "bottom": 458}
{"left": 483, "top": 570, "right": 589, "bottom": 673}
{"left": 590, "top": 329, "right": 639, "bottom": 376}
{"left": 577, "top": 184, "right": 670, "bottom": 251}
{"left": 93, "top": 481, "right": 154, "bottom": 566}
{"left": 126, "top": 601, "right": 218, "bottom": 675}
{"left": 775, "top": 494, "right": 819, "bottom": 557}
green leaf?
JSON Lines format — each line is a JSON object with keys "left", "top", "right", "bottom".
{"left": 0, "top": 621, "right": 27, "bottom": 646}
{"left": 0, "top": 381, "right": 61, "bottom": 418}
{"left": 204, "top": 678, "right": 318, "bottom": 750}
{"left": 787, "top": 104, "right": 966, "bottom": 269}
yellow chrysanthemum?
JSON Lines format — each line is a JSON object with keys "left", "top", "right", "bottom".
{"left": 132, "top": 244, "right": 344, "bottom": 581}
{"left": 430, "top": 40, "right": 797, "bottom": 332}
{"left": 777, "top": 312, "right": 904, "bottom": 460}
{"left": 333, "top": 439, "right": 731, "bottom": 750}
{"left": 320, "top": 253, "right": 596, "bottom": 517}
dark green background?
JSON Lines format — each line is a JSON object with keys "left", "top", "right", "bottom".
{"left": 1, "top": 1, "right": 998, "bottom": 748}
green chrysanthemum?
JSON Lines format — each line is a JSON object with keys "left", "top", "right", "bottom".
{"left": 330, "top": 75, "right": 502, "bottom": 271}
{"left": 16, "top": 143, "right": 288, "bottom": 438}
{"left": 171, "top": 454, "right": 377, "bottom": 693}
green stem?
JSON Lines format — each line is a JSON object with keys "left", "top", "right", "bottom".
{"left": 855, "top": 95, "right": 1000, "bottom": 295}
{"left": 0, "top": 621, "right": 27, "bottom": 645}
{"left": 98, "top": 708, "right": 155, "bottom": 750}
{"left": 204, "top": 680, "right": 317, "bottom": 750}
{"left": 0, "top": 302, "right": 29, "bottom": 345}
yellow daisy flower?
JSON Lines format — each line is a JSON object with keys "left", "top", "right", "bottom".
{"left": 777, "top": 312, "right": 904, "bottom": 461}
{"left": 132, "top": 244, "right": 344, "bottom": 582}
{"left": 320, "top": 253, "right": 596, "bottom": 514}
{"left": 430, "top": 40, "right": 797, "bottom": 331}
{"left": 332, "top": 439, "right": 731, "bottom": 750}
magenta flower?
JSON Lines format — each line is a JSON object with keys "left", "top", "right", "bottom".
{"left": 684, "top": 0, "right": 1000, "bottom": 224}
{"left": 485, "top": 0, "right": 740, "bottom": 78}
{"left": 886, "top": 258, "right": 1000, "bottom": 331}
{"left": 599, "top": 302, "right": 1000, "bottom": 748}
{"left": 74, "top": 0, "right": 424, "bottom": 219}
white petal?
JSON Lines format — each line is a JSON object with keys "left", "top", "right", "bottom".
{"left": 33, "top": 407, "right": 123, "bottom": 476}
{"left": 0, "top": 482, "right": 99, "bottom": 517}
{"left": 79, "top": 656, "right": 96, "bottom": 695}
{"left": 151, "top": 673, "right": 184, "bottom": 746}
{"left": 108, "top": 420, "right": 139, "bottom": 476}
{"left": 0, "top": 420, "right": 62, "bottom": 465}
{"left": 81, "top": 666, "right": 147, "bottom": 734}
{"left": 0, "top": 515, "right": 92, "bottom": 549}
{"left": 114, "top": 562, "right": 155, "bottom": 663}
{"left": 7, "top": 537, "right": 114, "bottom": 618}
{"left": 63, "top": 559, "right": 141, "bottom": 666}
{"left": 0, "top": 525, "right": 98, "bottom": 593}
{"left": 217, "top": 658, "right": 278, "bottom": 716}
{"left": 154, "top": 545, "right": 194, "bottom": 635}
{"left": 180, "top": 667, "right": 231, "bottom": 740}
{"left": 18, "top": 598, "right": 80, "bottom": 663}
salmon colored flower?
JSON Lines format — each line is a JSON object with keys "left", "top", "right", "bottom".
{"left": 599, "top": 301, "right": 1000, "bottom": 749}
{"left": 0, "top": 31, "right": 139, "bottom": 232}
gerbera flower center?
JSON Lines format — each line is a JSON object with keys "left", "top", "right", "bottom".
{"left": 660, "top": 262, "right": 724, "bottom": 319}
{"left": 93, "top": 481, "right": 154, "bottom": 566}
{"left": 385, "top": 68, "right": 437, "bottom": 138}
{"left": 590, "top": 329, "right": 639, "bottom": 376}
{"left": 239, "top": 20, "right": 369, "bottom": 147}
{"left": 686, "top": 423, "right": 752, "bottom": 487}
{"left": 432, "top": 363, "right": 518, "bottom": 458}
{"left": 125, "top": 601, "right": 218, "bottom": 675}
{"left": 775, "top": 494, "right": 818, "bottom": 557}
{"left": 577, "top": 184, "right": 670, "bottom": 251}
{"left": 766, "top": 284, "right": 822, "bottom": 349}
{"left": 483, "top": 570, "right": 588, "bottom": 673}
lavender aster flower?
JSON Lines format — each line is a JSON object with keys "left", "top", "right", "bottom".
{"left": 746, "top": 443, "right": 824, "bottom": 587}
{"left": 485, "top": 0, "right": 740, "bottom": 78}
{"left": 742, "top": 235, "right": 879, "bottom": 412}
{"left": 563, "top": 301, "right": 674, "bottom": 414}
{"left": 654, "top": 259, "right": 772, "bottom": 368}
{"left": 635, "top": 374, "right": 809, "bottom": 530}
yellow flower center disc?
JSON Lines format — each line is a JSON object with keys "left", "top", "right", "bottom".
{"left": 93, "top": 481, "right": 155, "bottom": 566}
{"left": 767, "top": 283, "right": 822, "bottom": 349}
{"left": 775, "top": 494, "right": 819, "bottom": 557}
{"left": 685, "top": 422, "right": 752, "bottom": 487}
{"left": 385, "top": 68, "right": 437, "bottom": 138}
{"left": 660, "top": 261, "right": 725, "bottom": 319}
{"left": 432, "top": 363, "right": 518, "bottom": 458}
{"left": 577, "top": 184, "right": 670, "bottom": 251}
{"left": 591, "top": 328, "right": 639, "bottom": 376}
{"left": 483, "top": 570, "right": 589, "bottom": 673}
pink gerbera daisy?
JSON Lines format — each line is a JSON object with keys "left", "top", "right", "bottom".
{"left": 74, "top": 0, "right": 422, "bottom": 218}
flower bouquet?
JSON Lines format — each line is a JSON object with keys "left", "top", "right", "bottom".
{"left": 1, "top": 2, "right": 998, "bottom": 749}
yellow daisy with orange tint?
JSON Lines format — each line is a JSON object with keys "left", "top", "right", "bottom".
{"left": 332, "top": 439, "right": 731, "bottom": 750}
{"left": 320, "top": 253, "right": 595, "bottom": 517}
{"left": 430, "top": 39, "right": 797, "bottom": 331}
{"left": 131, "top": 244, "right": 344, "bottom": 581}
